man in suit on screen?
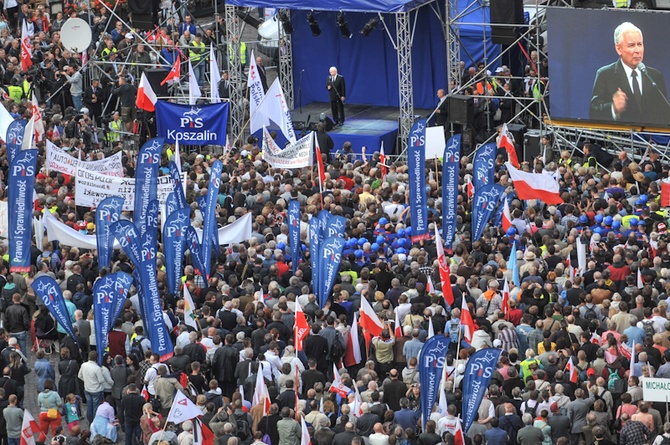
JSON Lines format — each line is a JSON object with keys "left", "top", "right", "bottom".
{"left": 590, "top": 22, "right": 670, "bottom": 126}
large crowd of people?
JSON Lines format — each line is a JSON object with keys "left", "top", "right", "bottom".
{"left": 0, "top": 3, "right": 668, "bottom": 445}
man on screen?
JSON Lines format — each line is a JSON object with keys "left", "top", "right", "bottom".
{"left": 589, "top": 22, "right": 670, "bottom": 126}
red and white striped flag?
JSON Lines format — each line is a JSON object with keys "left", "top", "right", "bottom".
{"left": 497, "top": 122, "right": 520, "bottom": 168}
{"left": 502, "top": 196, "right": 512, "bottom": 234}
{"left": 428, "top": 316, "right": 435, "bottom": 338}
{"left": 454, "top": 419, "right": 465, "bottom": 445}
{"left": 300, "top": 416, "right": 312, "bottom": 445}
{"left": 344, "top": 313, "right": 362, "bottom": 367}
{"left": 506, "top": 162, "right": 563, "bottom": 204}
{"left": 637, "top": 269, "right": 644, "bottom": 288}
{"left": 590, "top": 332, "right": 601, "bottom": 346}
{"left": 426, "top": 275, "right": 435, "bottom": 294}
{"left": 460, "top": 296, "right": 475, "bottom": 344}
{"left": 20, "top": 410, "right": 40, "bottom": 445}
{"left": 435, "top": 228, "right": 454, "bottom": 306}
{"left": 618, "top": 342, "right": 632, "bottom": 360}
{"left": 466, "top": 178, "right": 474, "bottom": 199}
{"left": 394, "top": 310, "right": 402, "bottom": 339}
{"left": 359, "top": 296, "right": 384, "bottom": 337}
{"left": 565, "top": 358, "right": 578, "bottom": 384}
{"left": 21, "top": 21, "right": 32, "bottom": 72}
{"left": 252, "top": 364, "right": 271, "bottom": 415}
{"left": 329, "top": 364, "right": 352, "bottom": 398}
{"left": 501, "top": 277, "right": 510, "bottom": 316}
{"left": 379, "top": 141, "right": 387, "bottom": 180}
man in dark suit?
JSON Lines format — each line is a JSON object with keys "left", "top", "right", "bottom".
{"left": 218, "top": 71, "right": 230, "bottom": 99}
{"left": 255, "top": 56, "right": 268, "bottom": 91}
{"left": 327, "top": 66, "right": 346, "bottom": 126}
{"left": 435, "top": 88, "right": 449, "bottom": 127}
{"left": 590, "top": 22, "right": 670, "bottom": 126}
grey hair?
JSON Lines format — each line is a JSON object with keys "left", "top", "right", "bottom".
{"left": 522, "top": 413, "right": 534, "bottom": 425}
{"left": 614, "top": 22, "right": 642, "bottom": 45}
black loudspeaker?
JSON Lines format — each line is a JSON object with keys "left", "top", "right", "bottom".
{"left": 448, "top": 95, "right": 474, "bottom": 127}
{"left": 131, "top": 13, "right": 153, "bottom": 31}
{"left": 523, "top": 129, "right": 542, "bottom": 162}
{"left": 128, "top": 0, "right": 152, "bottom": 14}
{"left": 490, "top": 0, "right": 524, "bottom": 45}
{"left": 143, "top": 69, "right": 169, "bottom": 99}
{"left": 291, "top": 113, "right": 315, "bottom": 131}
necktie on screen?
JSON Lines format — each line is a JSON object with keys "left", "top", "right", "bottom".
{"left": 631, "top": 71, "right": 642, "bottom": 107}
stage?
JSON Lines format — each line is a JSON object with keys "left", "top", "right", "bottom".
{"left": 290, "top": 102, "right": 433, "bottom": 157}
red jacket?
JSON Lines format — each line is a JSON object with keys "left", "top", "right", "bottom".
{"left": 108, "top": 330, "right": 127, "bottom": 358}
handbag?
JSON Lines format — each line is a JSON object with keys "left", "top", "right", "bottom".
{"left": 46, "top": 398, "right": 58, "bottom": 420}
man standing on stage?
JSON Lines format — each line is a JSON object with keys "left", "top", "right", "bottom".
{"left": 327, "top": 66, "right": 346, "bottom": 127}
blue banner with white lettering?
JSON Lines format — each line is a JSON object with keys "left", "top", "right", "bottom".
{"left": 140, "top": 227, "right": 173, "bottom": 360}
{"left": 201, "top": 160, "right": 222, "bottom": 279}
{"left": 110, "top": 220, "right": 142, "bottom": 266}
{"left": 317, "top": 210, "right": 330, "bottom": 240}
{"left": 186, "top": 226, "right": 207, "bottom": 279}
{"left": 309, "top": 218, "right": 320, "bottom": 299}
{"left": 155, "top": 101, "right": 229, "bottom": 146}
{"left": 163, "top": 207, "right": 190, "bottom": 296}
{"left": 8, "top": 149, "right": 37, "bottom": 273}
{"left": 318, "top": 236, "right": 344, "bottom": 308}
{"left": 473, "top": 142, "right": 496, "bottom": 191}
{"left": 165, "top": 192, "right": 179, "bottom": 218}
{"left": 95, "top": 196, "right": 124, "bottom": 269}
{"left": 168, "top": 162, "right": 187, "bottom": 211}
{"left": 134, "top": 138, "right": 163, "bottom": 236}
{"left": 32, "top": 276, "right": 78, "bottom": 345}
{"left": 325, "top": 216, "right": 346, "bottom": 239}
{"left": 463, "top": 348, "right": 502, "bottom": 433}
{"left": 6, "top": 119, "right": 26, "bottom": 165}
{"left": 288, "top": 200, "right": 301, "bottom": 275}
{"left": 92, "top": 272, "right": 132, "bottom": 365}
{"left": 408, "top": 119, "right": 430, "bottom": 242}
{"left": 442, "top": 134, "right": 461, "bottom": 249}
{"left": 419, "top": 334, "right": 451, "bottom": 430}
{"left": 472, "top": 184, "right": 505, "bottom": 242}
{"left": 146, "top": 199, "right": 160, "bottom": 251}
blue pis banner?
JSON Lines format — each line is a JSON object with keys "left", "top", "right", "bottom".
{"left": 419, "top": 334, "right": 451, "bottom": 430}
{"left": 442, "top": 134, "right": 461, "bottom": 249}
{"left": 473, "top": 142, "right": 496, "bottom": 191}
{"left": 155, "top": 101, "right": 229, "bottom": 146}
{"left": 317, "top": 210, "right": 330, "bottom": 240}
{"left": 31, "top": 276, "right": 78, "bottom": 345}
{"left": 462, "top": 348, "right": 502, "bottom": 433}
{"left": 325, "top": 215, "right": 346, "bottom": 239}
{"left": 140, "top": 226, "right": 173, "bottom": 360}
{"left": 134, "top": 138, "right": 163, "bottom": 236}
{"left": 168, "top": 162, "right": 187, "bottom": 210}
{"left": 318, "top": 236, "right": 344, "bottom": 309}
{"left": 6, "top": 119, "right": 26, "bottom": 165}
{"left": 472, "top": 184, "right": 506, "bottom": 242}
{"left": 165, "top": 192, "right": 180, "bottom": 217}
{"left": 309, "top": 218, "right": 321, "bottom": 304}
{"left": 145, "top": 199, "right": 160, "bottom": 249}
{"left": 95, "top": 196, "right": 125, "bottom": 269}
{"left": 163, "top": 207, "right": 191, "bottom": 296}
{"left": 288, "top": 200, "right": 301, "bottom": 275}
{"left": 8, "top": 149, "right": 37, "bottom": 273}
{"left": 92, "top": 272, "right": 132, "bottom": 365}
{"left": 408, "top": 119, "right": 430, "bottom": 242}
{"left": 186, "top": 226, "right": 208, "bottom": 279}
{"left": 201, "top": 160, "right": 222, "bottom": 279}
{"left": 110, "top": 220, "right": 142, "bottom": 266}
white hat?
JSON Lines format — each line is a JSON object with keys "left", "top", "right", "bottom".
{"left": 125, "top": 33, "right": 134, "bottom": 39}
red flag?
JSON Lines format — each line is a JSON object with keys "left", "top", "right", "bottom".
{"left": 497, "top": 123, "right": 520, "bottom": 168}
{"left": 394, "top": 310, "right": 402, "bottom": 339}
{"left": 506, "top": 162, "right": 563, "bottom": 205}
{"left": 314, "top": 135, "right": 326, "bottom": 189}
{"left": 565, "top": 359, "right": 578, "bottom": 384}
{"left": 161, "top": 54, "right": 181, "bottom": 86}
{"left": 294, "top": 299, "right": 309, "bottom": 352}
{"left": 359, "top": 297, "right": 384, "bottom": 337}
{"left": 619, "top": 342, "right": 632, "bottom": 360}
{"left": 379, "top": 142, "right": 387, "bottom": 179}
{"left": 435, "top": 227, "right": 453, "bottom": 306}
{"left": 136, "top": 72, "right": 157, "bottom": 112}
{"left": 20, "top": 410, "right": 40, "bottom": 445}
{"left": 194, "top": 418, "right": 214, "bottom": 445}
{"left": 454, "top": 420, "right": 465, "bottom": 445}
{"left": 501, "top": 278, "right": 510, "bottom": 316}
{"left": 21, "top": 21, "right": 32, "bottom": 72}
{"left": 460, "top": 296, "right": 475, "bottom": 345}
{"left": 502, "top": 196, "right": 512, "bottom": 234}
{"left": 466, "top": 178, "right": 474, "bottom": 199}
{"left": 329, "top": 364, "right": 352, "bottom": 398}
{"left": 344, "top": 313, "right": 362, "bottom": 368}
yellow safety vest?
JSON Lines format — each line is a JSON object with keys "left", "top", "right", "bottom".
{"left": 101, "top": 47, "right": 117, "bottom": 61}
{"left": 189, "top": 41, "right": 205, "bottom": 63}
{"left": 7, "top": 85, "right": 23, "bottom": 102}
{"left": 107, "top": 120, "right": 122, "bottom": 142}
{"left": 228, "top": 41, "right": 247, "bottom": 65}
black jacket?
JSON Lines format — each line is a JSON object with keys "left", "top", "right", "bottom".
{"left": 119, "top": 392, "right": 145, "bottom": 425}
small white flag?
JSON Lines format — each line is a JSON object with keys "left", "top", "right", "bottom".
{"left": 253, "top": 78, "right": 296, "bottom": 143}
{"left": 183, "top": 286, "right": 199, "bottom": 330}
{"left": 166, "top": 391, "right": 203, "bottom": 424}
{"left": 209, "top": 46, "right": 221, "bottom": 104}
{"left": 188, "top": 59, "right": 202, "bottom": 105}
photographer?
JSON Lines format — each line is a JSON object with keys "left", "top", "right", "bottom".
{"left": 62, "top": 65, "right": 83, "bottom": 112}
{"left": 111, "top": 75, "right": 137, "bottom": 132}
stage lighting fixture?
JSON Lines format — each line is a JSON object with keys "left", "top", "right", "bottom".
{"left": 337, "top": 12, "right": 352, "bottom": 38}
{"left": 360, "top": 17, "right": 379, "bottom": 37}
{"left": 307, "top": 12, "right": 321, "bottom": 36}
{"left": 278, "top": 10, "right": 293, "bottom": 34}
{"left": 236, "top": 10, "right": 263, "bottom": 28}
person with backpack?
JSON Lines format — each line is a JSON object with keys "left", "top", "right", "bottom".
{"left": 231, "top": 399, "right": 253, "bottom": 445}
{"left": 652, "top": 421, "right": 670, "bottom": 445}
{"left": 130, "top": 327, "right": 151, "bottom": 364}
{"left": 580, "top": 296, "right": 602, "bottom": 324}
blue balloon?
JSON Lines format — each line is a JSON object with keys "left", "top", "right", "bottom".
{"left": 613, "top": 220, "right": 621, "bottom": 230}
{"left": 397, "top": 229, "right": 405, "bottom": 237}
{"left": 406, "top": 227, "right": 413, "bottom": 235}
{"left": 355, "top": 249, "right": 364, "bottom": 258}
{"left": 376, "top": 235, "right": 385, "bottom": 245}
{"left": 379, "top": 217, "right": 388, "bottom": 225}
{"left": 371, "top": 243, "right": 380, "bottom": 252}
{"left": 396, "top": 248, "right": 406, "bottom": 254}
{"left": 358, "top": 237, "right": 367, "bottom": 246}
{"left": 604, "top": 216, "right": 613, "bottom": 226}
{"left": 595, "top": 214, "right": 603, "bottom": 224}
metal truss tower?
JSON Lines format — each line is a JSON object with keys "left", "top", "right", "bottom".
{"left": 278, "top": 9, "right": 295, "bottom": 109}
{"left": 225, "top": 4, "right": 245, "bottom": 139}
{"left": 396, "top": 12, "right": 415, "bottom": 153}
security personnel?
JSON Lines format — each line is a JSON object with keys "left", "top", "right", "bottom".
{"left": 106, "top": 112, "right": 122, "bottom": 144}
{"left": 7, "top": 78, "right": 23, "bottom": 102}
{"left": 101, "top": 37, "right": 117, "bottom": 61}
{"left": 189, "top": 34, "right": 206, "bottom": 85}
{"left": 583, "top": 143, "right": 598, "bottom": 169}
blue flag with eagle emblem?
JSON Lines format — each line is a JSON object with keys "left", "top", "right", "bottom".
{"left": 95, "top": 196, "right": 124, "bottom": 269}
{"left": 318, "top": 236, "right": 344, "bottom": 308}
{"left": 418, "top": 334, "right": 451, "bottom": 431}
{"left": 463, "top": 348, "right": 502, "bottom": 433}
{"left": 163, "top": 207, "right": 191, "bottom": 296}
{"left": 92, "top": 272, "right": 132, "bottom": 364}
{"left": 32, "top": 276, "right": 79, "bottom": 345}
{"left": 408, "top": 118, "right": 430, "bottom": 242}
{"left": 288, "top": 200, "right": 301, "bottom": 275}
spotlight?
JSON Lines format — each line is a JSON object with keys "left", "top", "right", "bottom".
{"left": 236, "top": 10, "right": 262, "bottom": 29}
{"left": 360, "top": 17, "right": 379, "bottom": 37}
{"left": 337, "top": 12, "right": 352, "bottom": 38}
{"left": 278, "top": 10, "right": 293, "bottom": 35}
{"left": 307, "top": 12, "right": 321, "bottom": 36}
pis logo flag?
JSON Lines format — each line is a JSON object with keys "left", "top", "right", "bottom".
{"left": 110, "top": 220, "right": 142, "bottom": 267}
{"left": 134, "top": 138, "right": 163, "bottom": 237}
{"left": 155, "top": 101, "right": 229, "bottom": 146}
{"left": 6, "top": 119, "right": 26, "bottom": 165}
{"left": 168, "top": 162, "right": 187, "bottom": 210}
{"left": 163, "top": 207, "right": 191, "bottom": 295}
{"left": 201, "top": 160, "right": 222, "bottom": 279}
{"left": 325, "top": 215, "right": 346, "bottom": 239}
{"left": 8, "top": 149, "right": 37, "bottom": 273}
{"left": 92, "top": 273, "right": 119, "bottom": 364}
{"left": 318, "top": 236, "right": 344, "bottom": 309}
{"left": 165, "top": 192, "right": 180, "bottom": 218}
{"left": 309, "top": 218, "right": 321, "bottom": 305}
{"left": 185, "top": 226, "right": 208, "bottom": 280}
{"left": 95, "top": 196, "right": 125, "bottom": 269}
{"left": 473, "top": 142, "right": 496, "bottom": 191}
{"left": 408, "top": 118, "right": 430, "bottom": 242}
{"left": 31, "top": 276, "right": 79, "bottom": 345}
{"left": 419, "top": 334, "right": 451, "bottom": 431}
{"left": 463, "top": 348, "right": 502, "bottom": 433}
{"left": 317, "top": 210, "right": 330, "bottom": 241}
{"left": 471, "top": 184, "right": 506, "bottom": 242}
{"left": 288, "top": 200, "right": 301, "bottom": 275}
{"left": 442, "top": 134, "right": 461, "bottom": 249}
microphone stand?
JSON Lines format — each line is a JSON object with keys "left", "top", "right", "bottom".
{"left": 299, "top": 70, "right": 304, "bottom": 114}
{"left": 640, "top": 67, "right": 670, "bottom": 109}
